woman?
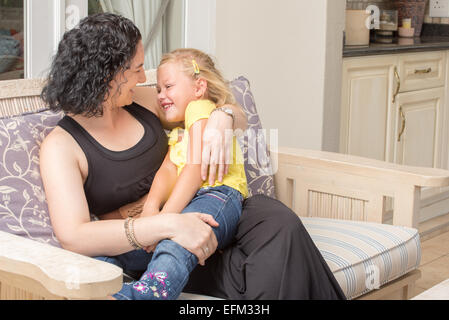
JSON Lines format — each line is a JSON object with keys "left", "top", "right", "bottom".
{"left": 40, "top": 13, "right": 345, "bottom": 300}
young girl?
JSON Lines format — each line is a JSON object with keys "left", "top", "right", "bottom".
{"left": 116, "top": 48, "right": 248, "bottom": 300}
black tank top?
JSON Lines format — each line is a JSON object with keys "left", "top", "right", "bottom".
{"left": 57, "top": 103, "right": 168, "bottom": 216}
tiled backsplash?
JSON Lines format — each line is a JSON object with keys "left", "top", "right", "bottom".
{"left": 346, "top": 0, "right": 449, "bottom": 24}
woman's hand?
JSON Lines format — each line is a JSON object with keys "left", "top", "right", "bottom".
{"left": 201, "top": 110, "right": 234, "bottom": 185}
{"left": 139, "top": 205, "right": 160, "bottom": 253}
{"left": 167, "top": 212, "right": 219, "bottom": 265}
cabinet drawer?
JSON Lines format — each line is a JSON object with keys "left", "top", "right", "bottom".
{"left": 398, "top": 51, "right": 446, "bottom": 92}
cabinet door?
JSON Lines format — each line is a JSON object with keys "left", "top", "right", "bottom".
{"left": 340, "top": 56, "right": 398, "bottom": 161}
{"left": 391, "top": 87, "right": 445, "bottom": 169}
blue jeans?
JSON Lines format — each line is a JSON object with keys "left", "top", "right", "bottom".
{"left": 95, "top": 185, "right": 243, "bottom": 300}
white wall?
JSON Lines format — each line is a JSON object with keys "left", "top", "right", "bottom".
{"left": 322, "top": 0, "right": 346, "bottom": 152}
{"left": 214, "top": 0, "right": 345, "bottom": 151}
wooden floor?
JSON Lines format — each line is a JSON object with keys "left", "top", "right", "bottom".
{"left": 410, "top": 229, "right": 449, "bottom": 298}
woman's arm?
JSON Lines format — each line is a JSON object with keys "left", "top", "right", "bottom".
{"left": 39, "top": 128, "right": 217, "bottom": 262}
{"left": 39, "top": 129, "right": 165, "bottom": 256}
{"left": 222, "top": 103, "right": 248, "bottom": 132}
{"left": 201, "top": 104, "right": 247, "bottom": 185}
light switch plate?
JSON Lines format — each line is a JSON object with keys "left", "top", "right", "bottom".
{"left": 430, "top": 0, "right": 449, "bottom": 18}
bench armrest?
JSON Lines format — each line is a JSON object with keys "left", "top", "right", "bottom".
{"left": 272, "top": 147, "right": 449, "bottom": 228}
{"left": 0, "top": 231, "right": 122, "bottom": 299}
{"left": 274, "top": 147, "right": 449, "bottom": 187}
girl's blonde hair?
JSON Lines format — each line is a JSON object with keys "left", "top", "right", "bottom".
{"left": 158, "top": 48, "right": 236, "bottom": 107}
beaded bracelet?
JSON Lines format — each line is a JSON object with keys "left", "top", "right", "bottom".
{"left": 130, "top": 217, "right": 144, "bottom": 249}
{"left": 124, "top": 217, "right": 143, "bottom": 250}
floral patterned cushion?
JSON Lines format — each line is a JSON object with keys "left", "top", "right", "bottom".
{"left": 230, "top": 77, "right": 276, "bottom": 198}
{"left": 0, "top": 109, "right": 63, "bottom": 247}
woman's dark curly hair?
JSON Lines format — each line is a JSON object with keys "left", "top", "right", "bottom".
{"left": 41, "top": 13, "right": 142, "bottom": 117}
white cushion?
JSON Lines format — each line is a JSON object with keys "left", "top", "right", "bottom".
{"left": 302, "top": 217, "right": 421, "bottom": 300}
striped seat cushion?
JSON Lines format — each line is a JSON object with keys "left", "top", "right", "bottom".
{"left": 302, "top": 217, "right": 421, "bottom": 300}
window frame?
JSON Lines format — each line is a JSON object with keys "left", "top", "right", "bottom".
{"left": 22, "top": 0, "right": 215, "bottom": 79}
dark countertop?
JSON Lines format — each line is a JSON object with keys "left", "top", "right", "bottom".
{"left": 343, "top": 36, "right": 449, "bottom": 57}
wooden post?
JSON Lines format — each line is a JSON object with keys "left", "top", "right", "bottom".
{"left": 393, "top": 185, "right": 421, "bottom": 228}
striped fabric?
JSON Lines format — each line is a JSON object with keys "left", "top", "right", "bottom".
{"left": 0, "top": 96, "right": 47, "bottom": 118}
{"left": 302, "top": 217, "right": 421, "bottom": 300}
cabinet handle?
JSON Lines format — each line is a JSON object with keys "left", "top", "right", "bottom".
{"left": 414, "top": 67, "right": 432, "bottom": 74}
{"left": 398, "top": 106, "right": 406, "bottom": 142}
{"left": 393, "top": 66, "right": 400, "bottom": 103}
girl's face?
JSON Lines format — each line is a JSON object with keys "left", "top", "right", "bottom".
{"left": 157, "top": 61, "right": 201, "bottom": 122}
{"left": 109, "top": 40, "right": 146, "bottom": 108}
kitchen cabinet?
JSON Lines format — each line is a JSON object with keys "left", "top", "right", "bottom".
{"left": 340, "top": 50, "right": 449, "bottom": 223}
{"left": 340, "top": 55, "right": 397, "bottom": 161}
{"left": 392, "top": 87, "right": 445, "bottom": 169}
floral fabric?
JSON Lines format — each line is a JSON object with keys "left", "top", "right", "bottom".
{"left": 230, "top": 77, "right": 276, "bottom": 198}
{"left": 0, "top": 109, "right": 63, "bottom": 247}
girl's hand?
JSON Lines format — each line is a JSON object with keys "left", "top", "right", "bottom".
{"left": 141, "top": 202, "right": 161, "bottom": 218}
{"left": 201, "top": 110, "right": 234, "bottom": 185}
{"left": 140, "top": 210, "right": 160, "bottom": 218}
{"left": 167, "top": 212, "right": 219, "bottom": 265}
{"left": 144, "top": 244, "right": 157, "bottom": 253}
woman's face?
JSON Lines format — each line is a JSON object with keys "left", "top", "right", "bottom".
{"left": 156, "top": 61, "right": 198, "bottom": 122}
{"left": 109, "top": 40, "right": 146, "bottom": 108}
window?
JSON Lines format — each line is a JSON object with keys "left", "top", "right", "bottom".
{"left": 0, "top": 0, "right": 24, "bottom": 80}
{"left": 88, "top": 0, "right": 102, "bottom": 15}
{"left": 0, "top": 0, "right": 205, "bottom": 80}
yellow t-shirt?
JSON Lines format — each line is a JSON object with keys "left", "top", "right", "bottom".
{"left": 168, "top": 99, "right": 248, "bottom": 198}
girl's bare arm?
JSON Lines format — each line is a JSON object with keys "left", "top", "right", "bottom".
{"left": 161, "top": 119, "right": 208, "bottom": 214}
{"left": 142, "top": 151, "right": 178, "bottom": 216}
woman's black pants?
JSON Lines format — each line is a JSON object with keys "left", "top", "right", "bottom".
{"left": 184, "top": 195, "right": 346, "bottom": 300}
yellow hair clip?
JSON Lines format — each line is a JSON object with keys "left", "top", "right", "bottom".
{"left": 192, "top": 59, "right": 200, "bottom": 75}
